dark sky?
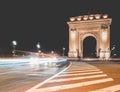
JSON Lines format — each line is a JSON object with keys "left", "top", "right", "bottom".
{"left": 0, "top": 1, "right": 120, "bottom": 56}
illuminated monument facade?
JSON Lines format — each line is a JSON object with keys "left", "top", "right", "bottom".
{"left": 68, "top": 14, "right": 112, "bottom": 59}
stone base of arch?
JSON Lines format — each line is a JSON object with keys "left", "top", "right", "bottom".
{"left": 99, "top": 50, "right": 111, "bottom": 59}
{"left": 68, "top": 50, "right": 111, "bottom": 59}
{"left": 68, "top": 51, "right": 78, "bottom": 58}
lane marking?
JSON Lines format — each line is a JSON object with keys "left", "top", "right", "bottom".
{"left": 48, "top": 74, "right": 107, "bottom": 83}
{"left": 64, "top": 69, "right": 101, "bottom": 73}
{"left": 34, "top": 78, "right": 113, "bottom": 92}
{"left": 67, "top": 67, "right": 100, "bottom": 71}
{"left": 68, "top": 67, "right": 99, "bottom": 70}
{"left": 0, "top": 71, "right": 16, "bottom": 75}
{"left": 25, "top": 62, "right": 72, "bottom": 92}
{"left": 57, "top": 71, "right": 103, "bottom": 77}
{"left": 90, "top": 84, "right": 120, "bottom": 92}
{"left": 27, "top": 74, "right": 40, "bottom": 76}
{"left": 70, "top": 65, "right": 97, "bottom": 68}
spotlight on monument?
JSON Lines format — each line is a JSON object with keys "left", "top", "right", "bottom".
{"left": 103, "top": 14, "right": 108, "bottom": 19}
{"left": 77, "top": 16, "right": 82, "bottom": 21}
{"left": 70, "top": 17, "right": 75, "bottom": 21}
{"left": 83, "top": 15, "right": 88, "bottom": 20}
{"left": 89, "top": 15, "right": 94, "bottom": 20}
{"left": 95, "top": 14, "right": 101, "bottom": 19}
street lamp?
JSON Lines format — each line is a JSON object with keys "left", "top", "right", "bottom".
{"left": 36, "top": 42, "right": 41, "bottom": 52}
{"left": 51, "top": 50, "right": 54, "bottom": 54}
{"left": 111, "top": 45, "right": 116, "bottom": 57}
{"left": 12, "top": 40, "right": 17, "bottom": 56}
{"left": 62, "top": 47, "right": 65, "bottom": 56}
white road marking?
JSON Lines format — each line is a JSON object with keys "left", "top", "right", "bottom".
{"left": 27, "top": 74, "right": 40, "bottom": 76}
{"left": 25, "top": 62, "right": 72, "bottom": 92}
{"left": 64, "top": 69, "right": 101, "bottom": 73}
{"left": 57, "top": 71, "right": 103, "bottom": 77}
{"left": 34, "top": 78, "right": 113, "bottom": 92}
{"left": 67, "top": 67, "right": 100, "bottom": 70}
{"left": 90, "top": 84, "right": 120, "bottom": 92}
{"left": 68, "top": 67, "right": 99, "bottom": 70}
{"left": 70, "top": 66, "right": 97, "bottom": 68}
{"left": 0, "top": 71, "right": 20, "bottom": 75}
{"left": 48, "top": 74, "right": 107, "bottom": 83}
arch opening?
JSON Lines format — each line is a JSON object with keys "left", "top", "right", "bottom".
{"left": 83, "top": 36, "right": 97, "bottom": 58}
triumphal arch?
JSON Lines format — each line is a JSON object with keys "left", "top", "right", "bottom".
{"left": 68, "top": 14, "right": 112, "bottom": 59}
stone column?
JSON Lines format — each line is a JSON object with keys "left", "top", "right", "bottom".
{"left": 68, "top": 27, "right": 78, "bottom": 58}
{"left": 100, "top": 25, "right": 110, "bottom": 59}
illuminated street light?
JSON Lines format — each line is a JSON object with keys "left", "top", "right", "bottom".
{"left": 112, "top": 45, "right": 115, "bottom": 50}
{"left": 51, "top": 50, "right": 54, "bottom": 54}
{"left": 36, "top": 42, "right": 41, "bottom": 52}
{"left": 62, "top": 47, "right": 65, "bottom": 56}
{"left": 111, "top": 45, "right": 116, "bottom": 57}
{"left": 12, "top": 40, "right": 17, "bottom": 56}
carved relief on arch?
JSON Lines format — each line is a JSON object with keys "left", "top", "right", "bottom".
{"left": 101, "top": 24, "right": 108, "bottom": 29}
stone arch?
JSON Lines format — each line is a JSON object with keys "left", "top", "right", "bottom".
{"left": 68, "top": 14, "right": 112, "bottom": 59}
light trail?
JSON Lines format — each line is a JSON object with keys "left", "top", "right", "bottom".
{"left": 25, "top": 62, "right": 72, "bottom": 92}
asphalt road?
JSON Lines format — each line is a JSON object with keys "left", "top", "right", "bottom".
{"left": 0, "top": 59, "right": 69, "bottom": 92}
{"left": 1, "top": 59, "right": 120, "bottom": 92}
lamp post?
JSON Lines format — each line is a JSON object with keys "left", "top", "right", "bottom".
{"left": 12, "top": 40, "right": 17, "bottom": 56}
{"left": 111, "top": 45, "right": 116, "bottom": 57}
{"left": 36, "top": 42, "right": 41, "bottom": 53}
{"left": 99, "top": 48, "right": 101, "bottom": 58}
{"left": 62, "top": 47, "right": 65, "bottom": 56}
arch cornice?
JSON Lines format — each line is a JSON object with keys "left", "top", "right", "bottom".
{"left": 68, "top": 18, "right": 112, "bottom": 25}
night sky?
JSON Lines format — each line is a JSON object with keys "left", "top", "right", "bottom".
{"left": 0, "top": 1, "right": 120, "bottom": 56}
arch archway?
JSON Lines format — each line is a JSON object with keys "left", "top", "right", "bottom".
{"left": 81, "top": 33, "right": 99, "bottom": 58}
{"left": 83, "top": 36, "right": 96, "bottom": 58}
{"left": 68, "top": 14, "right": 112, "bottom": 59}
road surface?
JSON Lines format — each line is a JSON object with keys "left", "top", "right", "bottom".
{"left": 0, "top": 58, "right": 69, "bottom": 92}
